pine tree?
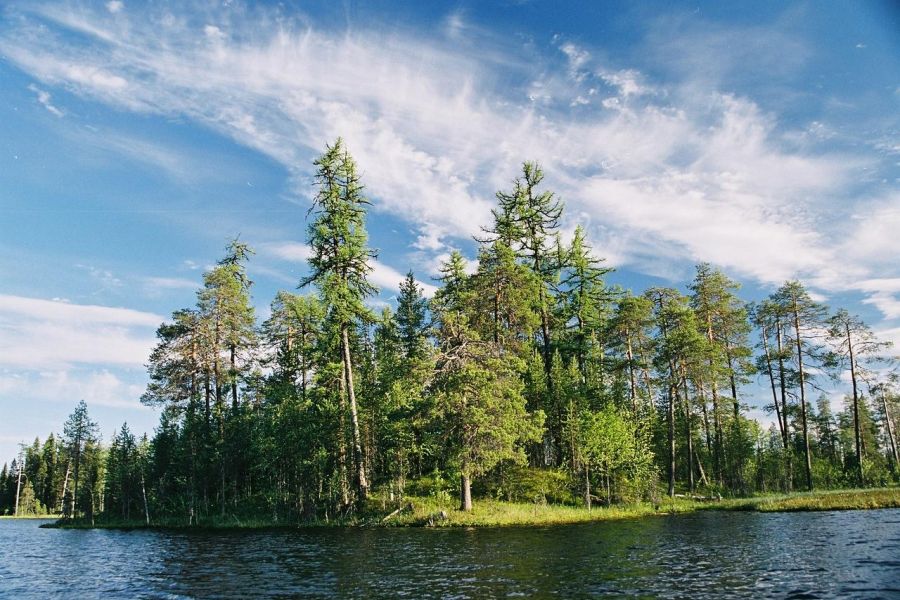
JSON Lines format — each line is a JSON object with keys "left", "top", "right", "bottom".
{"left": 689, "top": 264, "right": 753, "bottom": 491}
{"left": 825, "top": 309, "right": 892, "bottom": 486}
{"left": 750, "top": 300, "right": 794, "bottom": 490}
{"left": 301, "top": 138, "right": 377, "bottom": 504}
{"left": 607, "top": 294, "right": 655, "bottom": 414}
{"left": 772, "top": 281, "right": 828, "bottom": 490}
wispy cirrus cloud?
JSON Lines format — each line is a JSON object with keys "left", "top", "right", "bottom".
{"left": 27, "top": 83, "right": 64, "bottom": 116}
{"left": 0, "top": 1, "right": 895, "bottom": 317}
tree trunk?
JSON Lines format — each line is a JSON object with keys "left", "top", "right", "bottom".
{"left": 699, "top": 382, "right": 712, "bottom": 454}
{"left": 72, "top": 439, "right": 81, "bottom": 520}
{"left": 341, "top": 324, "right": 369, "bottom": 502}
{"left": 141, "top": 472, "right": 150, "bottom": 526}
{"left": 881, "top": 389, "right": 899, "bottom": 470}
{"left": 680, "top": 368, "right": 695, "bottom": 493}
{"left": 14, "top": 455, "right": 23, "bottom": 517}
{"left": 725, "top": 345, "right": 745, "bottom": 492}
{"left": 847, "top": 323, "right": 864, "bottom": 487}
{"left": 668, "top": 381, "right": 676, "bottom": 499}
{"left": 460, "top": 473, "right": 472, "bottom": 512}
{"left": 215, "top": 315, "right": 225, "bottom": 518}
{"left": 792, "top": 306, "right": 813, "bottom": 491}
{"left": 584, "top": 464, "right": 591, "bottom": 510}
{"left": 761, "top": 325, "right": 787, "bottom": 449}
{"left": 695, "top": 447, "right": 710, "bottom": 487}
{"left": 626, "top": 335, "right": 638, "bottom": 413}
{"left": 775, "top": 322, "right": 793, "bottom": 491}
{"left": 230, "top": 344, "right": 239, "bottom": 412}
{"left": 337, "top": 372, "right": 350, "bottom": 507}
{"left": 59, "top": 462, "right": 70, "bottom": 514}
{"left": 704, "top": 314, "right": 725, "bottom": 486}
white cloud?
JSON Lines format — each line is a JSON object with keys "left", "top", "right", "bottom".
{"left": 0, "top": 2, "right": 890, "bottom": 306}
{"left": 106, "top": 1, "right": 123, "bottom": 14}
{"left": 142, "top": 276, "right": 198, "bottom": 293}
{"left": 263, "top": 241, "right": 312, "bottom": 262}
{"left": 0, "top": 369, "right": 146, "bottom": 410}
{"left": 599, "top": 68, "right": 650, "bottom": 99}
{"left": 27, "top": 84, "right": 64, "bottom": 117}
{"left": 370, "top": 260, "right": 438, "bottom": 298}
{"left": 0, "top": 295, "right": 162, "bottom": 369}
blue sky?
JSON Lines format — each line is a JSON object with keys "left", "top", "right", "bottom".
{"left": 1, "top": 1, "right": 898, "bottom": 464}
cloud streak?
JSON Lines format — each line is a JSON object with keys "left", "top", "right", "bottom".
{"left": 0, "top": 295, "right": 162, "bottom": 369}
{"left": 0, "top": 2, "right": 895, "bottom": 313}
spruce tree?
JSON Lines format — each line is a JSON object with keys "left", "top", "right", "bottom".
{"left": 395, "top": 271, "right": 430, "bottom": 361}
{"left": 61, "top": 400, "right": 98, "bottom": 520}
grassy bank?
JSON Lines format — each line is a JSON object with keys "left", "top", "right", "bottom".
{"left": 744, "top": 488, "right": 900, "bottom": 512}
{"left": 42, "top": 487, "right": 899, "bottom": 530}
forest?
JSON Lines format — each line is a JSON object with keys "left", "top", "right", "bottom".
{"left": 2, "top": 138, "right": 899, "bottom": 523}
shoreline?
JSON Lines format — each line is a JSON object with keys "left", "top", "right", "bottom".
{"left": 36, "top": 487, "right": 900, "bottom": 531}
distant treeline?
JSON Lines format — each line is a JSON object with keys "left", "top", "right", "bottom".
{"left": 3, "top": 139, "right": 899, "bottom": 521}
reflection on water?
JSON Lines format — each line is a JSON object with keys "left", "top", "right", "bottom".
{"left": 1, "top": 510, "right": 898, "bottom": 598}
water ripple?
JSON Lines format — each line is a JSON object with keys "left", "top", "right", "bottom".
{"left": 1, "top": 510, "right": 899, "bottom": 598}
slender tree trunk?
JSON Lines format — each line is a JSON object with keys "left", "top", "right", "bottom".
{"left": 204, "top": 372, "right": 212, "bottom": 427}
{"left": 14, "top": 455, "right": 23, "bottom": 517}
{"left": 605, "top": 470, "right": 611, "bottom": 505}
{"left": 704, "top": 315, "right": 725, "bottom": 485}
{"left": 694, "top": 447, "right": 710, "bottom": 487}
{"left": 214, "top": 316, "right": 226, "bottom": 517}
{"left": 584, "top": 464, "right": 591, "bottom": 510}
{"left": 775, "top": 322, "right": 793, "bottom": 491}
{"left": 847, "top": 324, "right": 864, "bottom": 487}
{"left": 141, "top": 472, "right": 150, "bottom": 526}
{"left": 626, "top": 335, "right": 638, "bottom": 413}
{"left": 59, "top": 462, "right": 70, "bottom": 515}
{"left": 72, "top": 439, "right": 81, "bottom": 520}
{"left": 725, "top": 345, "right": 745, "bottom": 493}
{"left": 230, "top": 345, "right": 238, "bottom": 411}
{"left": 792, "top": 306, "right": 814, "bottom": 491}
{"left": 699, "top": 382, "right": 712, "bottom": 454}
{"left": 680, "top": 367, "right": 695, "bottom": 493}
{"left": 460, "top": 473, "right": 472, "bottom": 512}
{"left": 341, "top": 324, "right": 368, "bottom": 502}
{"left": 881, "top": 389, "right": 899, "bottom": 470}
{"left": 761, "top": 326, "right": 787, "bottom": 448}
{"left": 668, "top": 381, "right": 676, "bottom": 498}
{"left": 337, "top": 373, "right": 350, "bottom": 507}
{"left": 640, "top": 359, "right": 655, "bottom": 407}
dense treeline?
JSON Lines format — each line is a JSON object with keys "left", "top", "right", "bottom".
{"left": 3, "top": 139, "right": 900, "bottom": 521}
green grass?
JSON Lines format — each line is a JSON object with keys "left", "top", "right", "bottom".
{"left": 370, "top": 496, "right": 698, "bottom": 527}
{"left": 43, "top": 487, "right": 900, "bottom": 530}
{"left": 741, "top": 488, "right": 900, "bottom": 512}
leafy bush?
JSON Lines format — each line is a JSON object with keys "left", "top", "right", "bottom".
{"left": 477, "top": 464, "right": 577, "bottom": 505}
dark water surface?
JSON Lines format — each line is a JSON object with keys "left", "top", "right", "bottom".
{"left": 1, "top": 510, "right": 899, "bottom": 598}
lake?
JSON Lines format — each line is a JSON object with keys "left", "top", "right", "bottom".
{"left": 1, "top": 510, "right": 898, "bottom": 598}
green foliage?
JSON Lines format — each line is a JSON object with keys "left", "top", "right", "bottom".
{"left": 478, "top": 465, "right": 576, "bottom": 505}
{"left": 15, "top": 152, "right": 900, "bottom": 526}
